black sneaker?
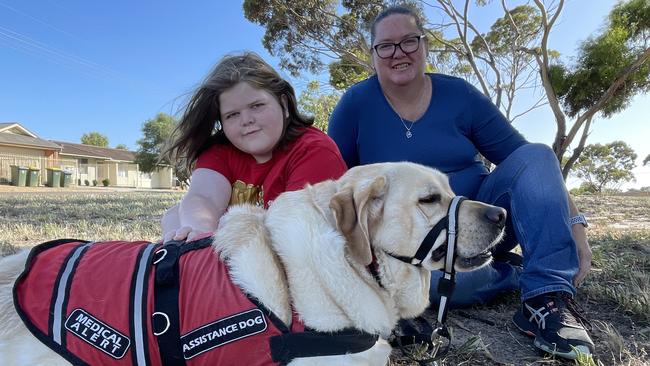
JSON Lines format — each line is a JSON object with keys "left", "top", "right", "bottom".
{"left": 513, "top": 292, "right": 594, "bottom": 359}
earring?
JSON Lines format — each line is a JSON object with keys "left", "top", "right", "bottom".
{"left": 215, "top": 121, "right": 222, "bottom": 131}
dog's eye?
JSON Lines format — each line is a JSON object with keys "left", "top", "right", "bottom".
{"left": 419, "top": 194, "right": 440, "bottom": 204}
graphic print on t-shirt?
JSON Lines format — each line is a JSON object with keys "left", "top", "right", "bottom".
{"left": 229, "top": 180, "right": 264, "bottom": 207}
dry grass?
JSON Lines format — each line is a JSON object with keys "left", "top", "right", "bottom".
{"left": 0, "top": 191, "right": 648, "bottom": 365}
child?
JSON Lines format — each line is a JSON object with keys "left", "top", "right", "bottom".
{"left": 162, "top": 52, "right": 347, "bottom": 242}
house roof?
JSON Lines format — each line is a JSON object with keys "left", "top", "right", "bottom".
{"left": 52, "top": 141, "right": 136, "bottom": 162}
{"left": 0, "top": 122, "right": 137, "bottom": 162}
{"left": 0, "top": 123, "right": 62, "bottom": 150}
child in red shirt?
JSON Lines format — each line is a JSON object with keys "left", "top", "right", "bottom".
{"left": 161, "top": 53, "right": 347, "bottom": 242}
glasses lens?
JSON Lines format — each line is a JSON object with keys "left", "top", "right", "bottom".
{"left": 401, "top": 37, "right": 420, "bottom": 53}
{"left": 376, "top": 43, "right": 395, "bottom": 58}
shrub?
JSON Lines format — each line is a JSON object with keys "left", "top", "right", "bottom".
{"left": 92, "top": 180, "right": 98, "bottom": 187}
{"left": 84, "top": 180, "right": 90, "bottom": 186}
{"left": 77, "top": 179, "right": 81, "bottom": 186}
{"left": 102, "top": 178, "right": 110, "bottom": 187}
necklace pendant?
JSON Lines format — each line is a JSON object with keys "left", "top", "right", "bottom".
{"left": 405, "top": 130, "right": 413, "bottom": 139}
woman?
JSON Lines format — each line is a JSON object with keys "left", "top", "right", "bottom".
{"left": 162, "top": 52, "right": 347, "bottom": 242}
{"left": 328, "top": 5, "right": 593, "bottom": 360}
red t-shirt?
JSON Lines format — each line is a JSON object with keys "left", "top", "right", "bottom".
{"left": 195, "top": 127, "right": 347, "bottom": 207}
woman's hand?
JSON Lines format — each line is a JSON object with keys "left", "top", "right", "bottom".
{"left": 572, "top": 224, "right": 592, "bottom": 287}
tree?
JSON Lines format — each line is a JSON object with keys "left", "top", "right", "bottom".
{"left": 115, "top": 144, "right": 129, "bottom": 150}
{"left": 245, "top": 0, "right": 650, "bottom": 180}
{"left": 546, "top": 0, "right": 650, "bottom": 178}
{"left": 134, "top": 113, "right": 176, "bottom": 174}
{"left": 572, "top": 141, "right": 637, "bottom": 193}
{"left": 81, "top": 132, "right": 109, "bottom": 147}
{"left": 298, "top": 80, "right": 341, "bottom": 131}
{"left": 644, "top": 154, "right": 650, "bottom": 166}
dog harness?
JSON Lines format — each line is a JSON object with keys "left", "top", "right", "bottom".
{"left": 14, "top": 238, "right": 377, "bottom": 366}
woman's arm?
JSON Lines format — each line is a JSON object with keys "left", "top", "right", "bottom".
{"left": 162, "top": 168, "right": 231, "bottom": 242}
{"left": 328, "top": 90, "right": 360, "bottom": 169}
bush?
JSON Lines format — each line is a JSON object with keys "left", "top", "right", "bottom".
{"left": 84, "top": 180, "right": 90, "bottom": 186}
{"left": 102, "top": 178, "right": 110, "bottom": 187}
{"left": 77, "top": 179, "right": 81, "bottom": 186}
{"left": 92, "top": 180, "right": 98, "bottom": 187}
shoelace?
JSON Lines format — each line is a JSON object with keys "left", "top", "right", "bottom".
{"left": 560, "top": 293, "right": 592, "bottom": 331}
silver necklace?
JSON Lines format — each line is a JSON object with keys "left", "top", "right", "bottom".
{"left": 383, "top": 79, "right": 430, "bottom": 139}
{"left": 384, "top": 95, "right": 415, "bottom": 139}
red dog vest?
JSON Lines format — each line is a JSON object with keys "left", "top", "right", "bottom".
{"left": 13, "top": 238, "right": 304, "bottom": 366}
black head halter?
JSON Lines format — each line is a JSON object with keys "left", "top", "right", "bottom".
{"left": 385, "top": 196, "right": 467, "bottom": 364}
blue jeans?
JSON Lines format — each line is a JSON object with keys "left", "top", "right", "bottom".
{"left": 430, "top": 143, "right": 578, "bottom": 307}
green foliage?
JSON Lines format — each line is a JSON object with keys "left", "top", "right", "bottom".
{"left": 329, "top": 53, "right": 371, "bottom": 90}
{"left": 134, "top": 113, "right": 176, "bottom": 174}
{"left": 471, "top": 5, "right": 541, "bottom": 56}
{"left": 102, "top": 178, "right": 110, "bottom": 187}
{"left": 115, "top": 144, "right": 128, "bottom": 150}
{"left": 570, "top": 182, "right": 598, "bottom": 196}
{"left": 552, "top": 0, "right": 650, "bottom": 118}
{"left": 243, "top": 0, "right": 372, "bottom": 77}
{"left": 80, "top": 132, "right": 109, "bottom": 147}
{"left": 572, "top": 141, "right": 637, "bottom": 192}
{"left": 84, "top": 179, "right": 90, "bottom": 186}
{"left": 92, "top": 180, "right": 98, "bottom": 187}
{"left": 243, "top": 0, "right": 428, "bottom": 79}
{"left": 298, "top": 81, "right": 341, "bottom": 131}
{"left": 644, "top": 154, "right": 650, "bottom": 166}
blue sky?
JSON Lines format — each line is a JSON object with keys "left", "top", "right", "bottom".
{"left": 1, "top": 0, "right": 648, "bottom": 188}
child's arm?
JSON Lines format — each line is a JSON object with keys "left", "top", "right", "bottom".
{"left": 162, "top": 168, "right": 231, "bottom": 242}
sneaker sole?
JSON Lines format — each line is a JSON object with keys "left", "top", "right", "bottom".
{"left": 533, "top": 338, "right": 592, "bottom": 360}
{"left": 512, "top": 315, "right": 591, "bottom": 360}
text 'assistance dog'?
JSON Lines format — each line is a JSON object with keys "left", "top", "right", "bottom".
{"left": 0, "top": 162, "right": 506, "bottom": 366}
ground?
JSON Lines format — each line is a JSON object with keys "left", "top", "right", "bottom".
{"left": 0, "top": 185, "right": 648, "bottom": 365}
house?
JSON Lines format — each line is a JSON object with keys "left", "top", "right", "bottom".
{"left": 0, "top": 122, "right": 173, "bottom": 188}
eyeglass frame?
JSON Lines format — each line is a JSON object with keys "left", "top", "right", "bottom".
{"left": 372, "top": 34, "right": 426, "bottom": 59}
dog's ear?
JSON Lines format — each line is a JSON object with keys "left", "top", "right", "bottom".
{"left": 329, "top": 176, "right": 387, "bottom": 266}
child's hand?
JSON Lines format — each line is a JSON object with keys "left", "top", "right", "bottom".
{"left": 163, "top": 227, "right": 210, "bottom": 243}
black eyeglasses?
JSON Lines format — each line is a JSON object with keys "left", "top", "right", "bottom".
{"left": 373, "top": 35, "right": 426, "bottom": 59}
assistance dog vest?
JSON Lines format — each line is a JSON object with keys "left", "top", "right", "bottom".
{"left": 13, "top": 238, "right": 307, "bottom": 366}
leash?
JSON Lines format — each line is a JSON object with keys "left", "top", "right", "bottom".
{"left": 270, "top": 328, "right": 378, "bottom": 365}
{"left": 386, "top": 196, "right": 466, "bottom": 365}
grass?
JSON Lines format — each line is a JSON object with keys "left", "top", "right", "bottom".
{"left": 0, "top": 191, "right": 183, "bottom": 250}
{"left": 0, "top": 191, "right": 648, "bottom": 365}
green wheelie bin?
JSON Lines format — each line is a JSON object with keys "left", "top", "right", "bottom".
{"left": 46, "top": 168, "right": 62, "bottom": 187}
{"left": 27, "top": 167, "right": 40, "bottom": 186}
{"left": 10, "top": 165, "right": 28, "bottom": 186}
{"left": 60, "top": 170, "right": 73, "bottom": 187}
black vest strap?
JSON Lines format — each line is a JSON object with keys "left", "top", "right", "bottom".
{"left": 270, "top": 328, "right": 378, "bottom": 365}
{"left": 152, "top": 237, "right": 214, "bottom": 366}
{"left": 153, "top": 241, "right": 186, "bottom": 366}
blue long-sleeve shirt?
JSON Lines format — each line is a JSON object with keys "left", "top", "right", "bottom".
{"left": 328, "top": 74, "right": 529, "bottom": 198}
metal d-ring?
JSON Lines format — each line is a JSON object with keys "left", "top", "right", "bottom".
{"left": 152, "top": 312, "right": 170, "bottom": 336}
{"left": 153, "top": 248, "right": 168, "bottom": 265}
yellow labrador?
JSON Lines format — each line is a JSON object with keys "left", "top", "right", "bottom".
{"left": 0, "top": 162, "right": 505, "bottom": 365}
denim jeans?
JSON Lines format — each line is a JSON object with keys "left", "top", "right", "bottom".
{"left": 429, "top": 143, "right": 579, "bottom": 307}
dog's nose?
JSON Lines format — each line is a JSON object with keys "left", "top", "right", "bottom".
{"left": 484, "top": 206, "right": 507, "bottom": 228}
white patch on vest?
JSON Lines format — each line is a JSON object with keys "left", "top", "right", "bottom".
{"left": 181, "top": 308, "right": 267, "bottom": 359}
{"left": 64, "top": 308, "right": 131, "bottom": 359}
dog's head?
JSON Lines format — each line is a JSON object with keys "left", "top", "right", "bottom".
{"left": 329, "top": 162, "right": 505, "bottom": 316}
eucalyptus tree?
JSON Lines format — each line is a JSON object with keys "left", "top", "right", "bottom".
{"left": 244, "top": 0, "right": 650, "bottom": 179}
